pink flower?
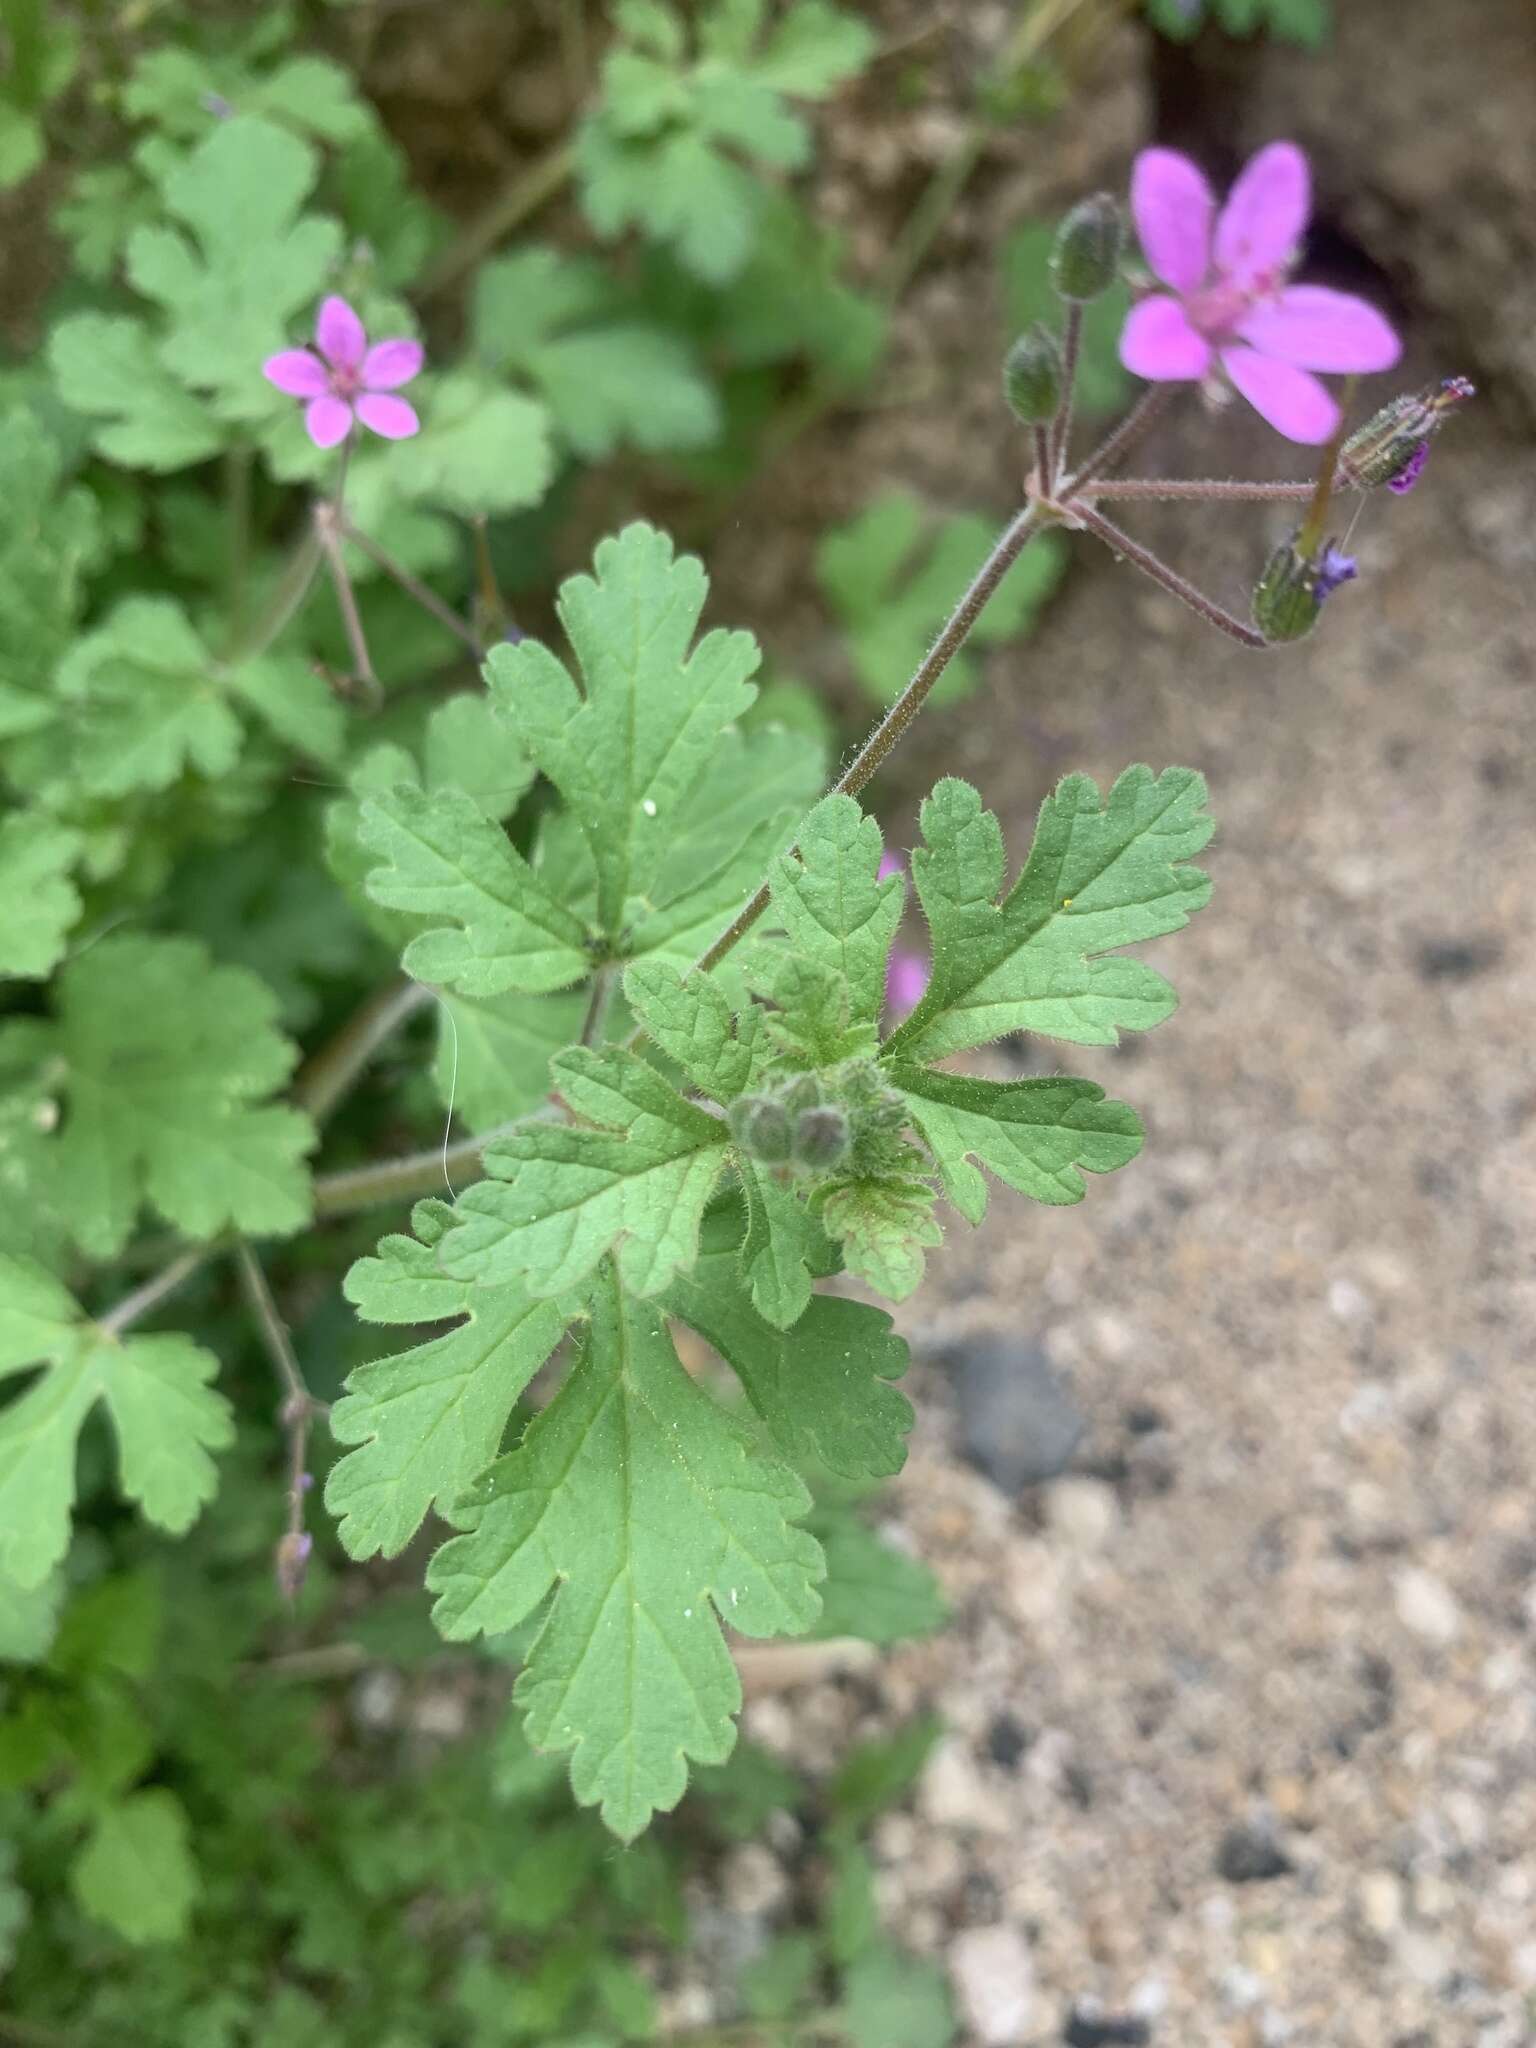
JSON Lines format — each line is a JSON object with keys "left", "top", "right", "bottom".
{"left": 263, "top": 296, "right": 422, "bottom": 449}
{"left": 878, "top": 852, "right": 930, "bottom": 1022}
{"left": 1119, "top": 142, "right": 1400, "bottom": 444}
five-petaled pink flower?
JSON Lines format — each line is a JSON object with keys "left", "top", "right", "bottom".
{"left": 1120, "top": 142, "right": 1400, "bottom": 444}
{"left": 264, "top": 296, "right": 423, "bottom": 449}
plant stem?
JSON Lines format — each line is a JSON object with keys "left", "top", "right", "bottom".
{"left": 294, "top": 979, "right": 436, "bottom": 1121}
{"left": 340, "top": 516, "right": 485, "bottom": 657}
{"left": 236, "top": 1240, "right": 325, "bottom": 1603}
{"left": 310, "top": 1115, "right": 542, "bottom": 1218}
{"left": 98, "top": 1245, "right": 210, "bottom": 1336}
{"left": 1034, "top": 423, "right": 1054, "bottom": 499}
{"left": 421, "top": 138, "right": 577, "bottom": 299}
{"left": 227, "top": 527, "right": 322, "bottom": 666}
{"left": 1075, "top": 503, "right": 1267, "bottom": 649}
{"left": 315, "top": 502, "right": 380, "bottom": 708}
{"left": 1082, "top": 474, "right": 1335, "bottom": 502}
{"left": 1061, "top": 383, "right": 1171, "bottom": 500}
{"left": 1050, "top": 300, "right": 1083, "bottom": 473}
{"left": 225, "top": 440, "right": 252, "bottom": 637}
{"left": 687, "top": 504, "right": 1041, "bottom": 979}
{"left": 579, "top": 964, "right": 616, "bottom": 1049}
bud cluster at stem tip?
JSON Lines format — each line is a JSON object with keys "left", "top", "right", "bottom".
{"left": 1003, "top": 323, "right": 1062, "bottom": 424}
{"left": 729, "top": 1075, "right": 852, "bottom": 1174}
{"left": 1252, "top": 533, "right": 1357, "bottom": 644}
{"left": 1050, "top": 192, "right": 1123, "bottom": 302}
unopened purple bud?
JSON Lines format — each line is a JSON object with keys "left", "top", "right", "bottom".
{"left": 201, "top": 91, "right": 234, "bottom": 119}
{"left": 501, "top": 626, "right": 526, "bottom": 646}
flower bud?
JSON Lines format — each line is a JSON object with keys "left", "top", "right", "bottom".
{"left": 1339, "top": 376, "right": 1474, "bottom": 491}
{"left": 728, "top": 1094, "right": 792, "bottom": 1164}
{"left": 779, "top": 1073, "right": 821, "bottom": 1119}
{"left": 792, "top": 1104, "right": 851, "bottom": 1172}
{"left": 1049, "top": 193, "right": 1123, "bottom": 302}
{"left": 1003, "top": 323, "right": 1063, "bottom": 424}
{"left": 1252, "top": 535, "right": 1357, "bottom": 644}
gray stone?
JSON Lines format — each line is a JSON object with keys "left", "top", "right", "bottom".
{"left": 949, "top": 1336, "right": 1087, "bottom": 1492}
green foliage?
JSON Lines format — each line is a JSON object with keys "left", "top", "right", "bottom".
{"left": 0, "top": 933, "right": 313, "bottom": 1258}
{"left": 577, "top": 0, "right": 875, "bottom": 281}
{"left": 1145, "top": 0, "right": 1332, "bottom": 46}
{"left": 818, "top": 490, "right": 1067, "bottom": 704}
{"left": 0, "top": 1256, "right": 233, "bottom": 1585}
{"left": 71, "top": 1788, "right": 200, "bottom": 1945}
{"left": 428, "top": 1265, "right": 824, "bottom": 1839}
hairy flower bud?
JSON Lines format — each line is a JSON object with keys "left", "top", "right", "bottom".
{"left": 792, "top": 1103, "right": 851, "bottom": 1172}
{"left": 1050, "top": 192, "right": 1123, "bottom": 301}
{"left": 1339, "top": 376, "right": 1474, "bottom": 491}
{"left": 1252, "top": 535, "right": 1357, "bottom": 644}
{"left": 728, "top": 1094, "right": 792, "bottom": 1164}
{"left": 779, "top": 1073, "right": 821, "bottom": 1119}
{"left": 1003, "top": 323, "right": 1063, "bottom": 424}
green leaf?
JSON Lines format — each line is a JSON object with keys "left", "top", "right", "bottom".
{"left": 71, "top": 1789, "right": 199, "bottom": 1945}
{"left": 56, "top": 597, "right": 244, "bottom": 798}
{"left": 886, "top": 768, "right": 1214, "bottom": 1060}
{"left": 127, "top": 115, "right": 342, "bottom": 419}
{"left": 817, "top": 1176, "right": 942, "bottom": 1302}
{"left": 0, "top": 410, "right": 101, "bottom": 743}
{"left": 577, "top": 0, "right": 872, "bottom": 282}
{"left": 434, "top": 988, "right": 586, "bottom": 1136}
{"left": 391, "top": 371, "right": 554, "bottom": 518}
{"left": 622, "top": 959, "right": 760, "bottom": 1102}
{"left": 0, "top": 1564, "right": 64, "bottom": 1663}
{"left": 360, "top": 782, "right": 591, "bottom": 997}
{"left": 1000, "top": 221, "right": 1131, "bottom": 419}
{"left": 12, "top": 932, "right": 313, "bottom": 1258}
{"left": 826, "top": 1838, "right": 878, "bottom": 1964}
{"left": 768, "top": 794, "right": 901, "bottom": 1044}
{"left": 328, "top": 1202, "right": 572, "bottom": 1560}
{"left": 441, "top": 1046, "right": 730, "bottom": 1298}
{"left": 485, "top": 523, "right": 759, "bottom": 940}
{"left": 689, "top": 1736, "right": 799, "bottom": 1838}
{"left": 842, "top": 1943, "right": 954, "bottom": 2048}
{"left": 809, "top": 1510, "right": 947, "bottom": 1646}
{"left": 0, "top": 1256, "right": 233, "bottom": 1586}
{"left": 428, "top": 1264, "right": 823, "bottom": 1839}
{"left": 737, "top": 1159, "right": 823, "bottom": 1328}
{"left": 48, "top": 311, "right": 224, "bottom": 470}
{"left": 473, "top": 247, "right": 719, "bottom": 458}
{"left": 741, "top": 1931, "right": 820, "bottom": 2021}
{"left": 829, "top": 1711, "right": 943, "bottom": 1829}
{"left": 664, "top": 1217, "right": 912, "bottom": 1479}
{"left": 0, "top": 814, "right": 82, "bottom": 979}
{"left": 888, "top": 1063, "right": 1142, "bottom": 1223}
{"left": 225, "top": 651, "right": 347, "bottom": 763}
{"left": 818, "top": 490, "right": 1066, "bottom": 705}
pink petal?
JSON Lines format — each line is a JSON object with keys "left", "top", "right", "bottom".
{"left": 1235, "top": 285, "right": 1401, "bottom": 373}
{"left": 263, "top": 348, "right": 330, "bottom": 398}
{"left": 362, "top": 338, "right": 424, "bottom": 391}
{"left": 355, "top": 393, "right": 420, "bottom": 441}
{"left": 885, "top": 949, "right": 929, "bottom": 1021}
{"left": 1130, "top": 148, "right": 1214, "bottom": 294}
{"left": 305, "top": 394, "right": 355, "bottom": 449}
{"left": 1119, "top": 294, "right": 1213, "bottom": 381}
{"left": 316, "top": 295, "right": 367, "bottom": 371}
{"left": 1220, "top": 345, "right": 1338, "bottom": 444}
{"left": 1214, "top": 141, "right": 1308, "bottom": 284}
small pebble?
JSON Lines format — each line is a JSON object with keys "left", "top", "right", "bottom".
{"left": 1216, "top": 1824, "right": 1294, "bottom": 1884}
{"left": 950, "top": 1924, "right": 1036, "bottom": 2047}
{"left": 1394, "top": 1566, "right": 1462, "bottom": 1644}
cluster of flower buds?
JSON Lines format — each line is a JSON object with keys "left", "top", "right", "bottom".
{"left": 1338, "top": 376, "right": 1475, "bottom": 494}
{"left": 1004, "top": 193, "right": 1123, "bottom": 427}
{"left": 729, "top": 1074, "right": 852, "bottom": 1173}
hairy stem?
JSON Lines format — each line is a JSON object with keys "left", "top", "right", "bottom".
{"left": 294, "top": 979, "right": 435, "bottom": 1121}
{"left": 1050, "top": 300, "right": 1083, "bottom": 473}
{"left": 236, "top": 1240, "right": 325, "bottom": 1602}
{"left": 422, "top": 139, "right": 576, "bottom": 299}
{"left": 1062, "top": 384, "right": 1172, "bottom": 499}
{"left": 340, "top": 516, "right": 485, "bottom": 656}
{"left": 686, "top": 504, "right": 1041, "bottom": 979}
{"left": 1082, "top": 474, "right": 1342, "bottom": 502}
{"left": 1034, "top": 424, "right": 1054, "bottom": 500}
{"left": 315, "top": 502, "right": 380, "bottom": 707}
{"left": 579, "top": 965, "right": 617, "bottom": 1049}
{"left": 311, "top": 1112, "right": 555, "bottom": 1218}
{"left": 98, "top": 1245, "right": 210, "bottom": 1336}
{"left": 225, "top": 441, "right": 252, "bottom": 637}
{"left": 1075, "top": 503, "right": 1267, "bottom": 649}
